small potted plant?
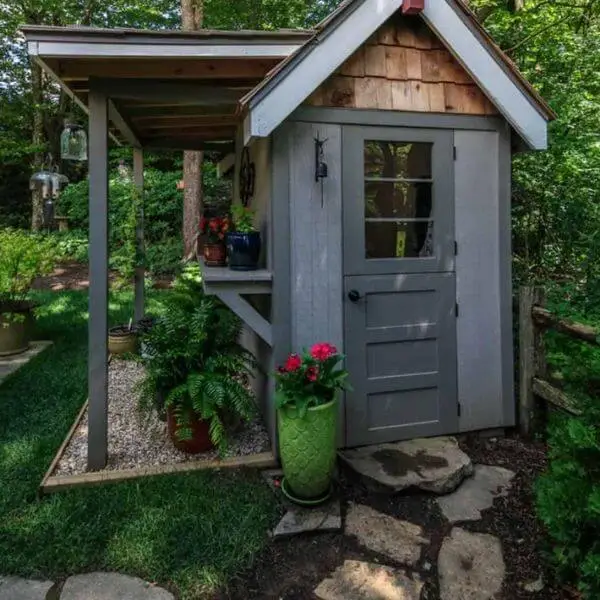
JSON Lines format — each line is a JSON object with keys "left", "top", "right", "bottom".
{"left": 275, "top": 343, "right": 351, "bottom": 505}
{"left": 200, "top": 215, "right": 229, "bottom": 267}
{"left": 108, "top": 319, "right": 137, "bottom": 355}
{"left": 227, "top": 205, "right": 261, "bottom": 271}
{"left": 0, "top": 229, "right": 57, "bottom": 356}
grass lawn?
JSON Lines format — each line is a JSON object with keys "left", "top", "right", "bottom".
{"left": 0, "top": 289, "right": 279, "bottom": 599}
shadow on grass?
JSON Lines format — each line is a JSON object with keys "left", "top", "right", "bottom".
{"left": 0, "top": 289, "right": 279, "bottom": 599}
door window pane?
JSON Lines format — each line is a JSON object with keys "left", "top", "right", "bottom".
{"left": 364, "top": 141, "right": 432, "bottom": 180}
{"left": 365, "top": 221, "right": 434, "bottom": 259}
{"left": 364, "top": 140, "right": 434, "bottom": 259}
{"left": 365, "top": 181, "right": 432, "bottom": 219}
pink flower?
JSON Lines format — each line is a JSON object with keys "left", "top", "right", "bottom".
{"left": 310, "top": 342, "right": 338, "bottom": 362}
{"left": 306, "top": 366, "right": 319, "bottom": 382}
{"left": 284, "top": 353, "right": 302, "bottom": 372}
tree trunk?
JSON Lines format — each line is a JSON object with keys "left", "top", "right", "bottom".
{"left": 30, "top": 60, "right": 45, "bottom": 231}
{"left": 181, "top": 0, "right": 204, "bottom": 259}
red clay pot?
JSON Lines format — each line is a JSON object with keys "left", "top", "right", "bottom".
{"left": 167, "top": 407, "right": 215, "bottom": 454}
{"left": 203, "top": 243, "right": 227, "bottom": 267}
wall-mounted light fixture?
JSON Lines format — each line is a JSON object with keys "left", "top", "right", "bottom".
{"left": 314, "top": 135, "right": 328, "bottom": 182}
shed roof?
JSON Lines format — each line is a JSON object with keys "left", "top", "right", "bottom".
{"left": 23, "top": 25, "right": 311, "bottom": 151}
{"left": 241, "top": 0, "right": 554, "bottom": 150}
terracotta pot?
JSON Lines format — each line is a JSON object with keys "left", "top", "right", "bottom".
{"left": 108, "top": 326, "right": 137, "bottom": 355}
{"left": 203, "top": 243, "right": 227, "bottom": 267}
{"left": 167, "top": 406, "right": 214, "bottom": 454}
{"left": 0, "top": 301, "right": 34, "bottom": 357}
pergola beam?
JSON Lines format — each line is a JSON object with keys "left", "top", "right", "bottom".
{"left": 87, "top": 82, "right": 109, "bottom": 471}
{"left": 142, "top": 139, "right": 235, "bottom": 152}
{"left": 58, "top": 58, "right": 278, "bottom": 81}
{"left": 108, "top": 100, "right": 141, "bottom": 147}
{"left": 91, "top": 78, "right": 249, "bottom": 104}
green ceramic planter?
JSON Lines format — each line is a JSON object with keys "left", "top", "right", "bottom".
{"left": 277, "top": 396, "right": 337, "bottom": 501}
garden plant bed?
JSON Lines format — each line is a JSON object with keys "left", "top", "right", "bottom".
{"left": 225, "top": 435, "right": 573, "bottom": 600}
{"left": 50, "top": 358, "right": 272, "bottom": 480}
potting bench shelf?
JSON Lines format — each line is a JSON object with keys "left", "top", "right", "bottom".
{"left": 199, "top": 262, "right": 273, "bottom": 347}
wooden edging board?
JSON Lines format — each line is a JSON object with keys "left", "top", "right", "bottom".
{"left": 40, "top": 451, "right": 278, "bottom": 494}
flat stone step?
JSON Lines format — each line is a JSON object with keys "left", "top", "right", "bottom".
{"left": 438, "top": 528, "right": 505, "bottom": 600}
{"left": 314, "top": 560, "right": 423, "bottom": 600}
{"left": 345, "top": 503, "right": 428, "bottom": 566}
{"left": 339, "top": 437, "right": 473, "bottom": 494}
{"left": 272, "top": 498, "right": 342, "bottom": 538}
{"left": 437, "top": 464, "right": 515, "bottom": 522}
{"left": 60, "top": 573, "right": 173, "bottom": 600}
{"left": 0, "top": 576, "right": 54, "bottom": 600}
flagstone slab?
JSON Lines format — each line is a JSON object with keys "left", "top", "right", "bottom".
{"left": 0, "top": 342, "right": 53, "bottom": 386}
{"left": 314, "top": 560, "right": 423, "bottom": 600}
{"left": 60, "top": 573, "right": 173, "bottom": 600}
{"left": 437, "top": 465, "right": 515, "bottom": 522}
{"left": 345, "top": 503, "right": 429, "bottom": 566}
{"left": 273, "top": 498, "right": 342, "bottom": 537}
{"left": 0, "top": 576, "right": 54, "bottom": 600}
{"left": 438, "top": 528, "right": 505, "bottom": 600}
{"left": 339, "top": 437, "right": 473, "bottom": 494}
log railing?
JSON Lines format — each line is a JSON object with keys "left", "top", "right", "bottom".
{"left": 519, "top": 286, "right": 593, "bottom": 434}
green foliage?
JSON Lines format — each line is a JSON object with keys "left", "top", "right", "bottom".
{"left": 138, "top": 264, "right": 257, "bottom": 451}
{"left": 536, "top": 402, "right": 600, "bottom": 598}
{"left": 231, "top": 204, "right": 257, "bottom": 234}
{"left": 0, "top": 288, "right": 278, "bottom": 600}
{"left": 48, "top": 230, "right": 89, "bottom": 262}
{"left": 0, "top": 228, "right": 58, "bottom": 308}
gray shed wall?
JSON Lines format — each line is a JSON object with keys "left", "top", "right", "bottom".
{"left": 233, "top": 130, "right": 274, "bottom": 433}
{"left": 275, "top": 108, "right": 515, "bottom": 444}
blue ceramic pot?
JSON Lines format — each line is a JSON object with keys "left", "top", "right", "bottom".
{"left": 227, "top": 232, "right": 261, "bottom": 271}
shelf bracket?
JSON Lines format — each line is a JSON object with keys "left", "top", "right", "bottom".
{"left": 216, "top": 291, "right": 273, "bottom": 347}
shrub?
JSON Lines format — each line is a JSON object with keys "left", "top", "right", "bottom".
{"left": 536, "top": 401, "right": 600, "bottom": 598}
{"left": 0, "top": 228, "right": 58, "bottom": 309}
{"left": 58, "top": 161, "right": 232, "bottom": 276}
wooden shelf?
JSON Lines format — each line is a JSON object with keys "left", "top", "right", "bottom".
{"left": 200, "top": 263, "right": 272, "bottom": 295}
{"left": 199, "top": 261, "right": 273, "bottom": 346}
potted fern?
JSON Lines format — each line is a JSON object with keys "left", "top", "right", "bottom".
{"left": 227, "top": 205, "right": 261, "bottom": 271}
{"left": 138, "top": 265, "right": 257, "bottom": 453}
{"left": 275, "top": 343, "right": 351, "bottom": 505}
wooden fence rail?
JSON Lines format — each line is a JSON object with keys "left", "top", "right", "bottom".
{"left": 519, "top": 286, "right": 594, "bottom": 434}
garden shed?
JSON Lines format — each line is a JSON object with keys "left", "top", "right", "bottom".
{"left": 24, "top": 0, "right": 553, "bottom": 471}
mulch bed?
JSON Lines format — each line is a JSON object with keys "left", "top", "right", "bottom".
{"left": 223, "top": 434, "right": 572, "bottom": 600}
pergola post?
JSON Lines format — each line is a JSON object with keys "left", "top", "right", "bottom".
{"left": 133, "top": 147, "right": 145, "bottom": 323}
{"left": 87, "top": 82, "right": 109, "bottom": 471}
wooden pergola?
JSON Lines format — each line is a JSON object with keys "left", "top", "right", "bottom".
{"left": 23, "top": 24, "right": 311, "bottom": 470}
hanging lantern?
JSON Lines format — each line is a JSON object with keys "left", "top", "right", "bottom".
{"left": 29, "top": 170, "right": 54, "bottom": 199}
{"left": 60, "top": 121, "right": 88, "bottom": 161}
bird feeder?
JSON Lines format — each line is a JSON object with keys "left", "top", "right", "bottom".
{"left": 60, "top": 121, "right": 88, "bottom": 161}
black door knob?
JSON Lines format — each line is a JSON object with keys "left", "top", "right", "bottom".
{"left": 348, "top": 289, "right": 362, "bottom": 303}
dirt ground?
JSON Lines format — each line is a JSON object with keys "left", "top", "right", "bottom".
{"left": 32, "top": 261, "right": 173, "bottom": 292}
{"left": 222, "top": 435, "right": 575, "bottom": 600}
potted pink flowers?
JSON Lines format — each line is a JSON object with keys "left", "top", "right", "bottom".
{"left": 275, "top": 342, "right": 350, "bottom": 505}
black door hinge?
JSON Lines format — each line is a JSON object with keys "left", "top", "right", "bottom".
{"left": 453, "top": 146, "right": 457, "bottom": 161}
{"left": 454, "top": 241, "right": 458, "bottom": 255}
{"left": 457, "top": 402, "right": 462, "bottom": 417}
{"left": 455, "top": 302, "right": 459, "bottom": 317}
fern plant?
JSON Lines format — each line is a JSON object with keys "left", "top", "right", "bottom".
{"left": 137, "top": 263, "right": 258, "bottom": 452}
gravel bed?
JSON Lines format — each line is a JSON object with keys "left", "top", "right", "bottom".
{"left": 54, "top": 359, "right": 271, "bottom": 476}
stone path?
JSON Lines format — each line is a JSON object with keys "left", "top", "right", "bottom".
{"left": 0, "top": 341, "right": 52, "bottom": 386}
{"left": 0, "top": 574, "right": 174, "bottom": 600}
{"left": 315, "top": 437, "right": 515, "bottom": 599}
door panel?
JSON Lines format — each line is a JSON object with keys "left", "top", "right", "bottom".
{"left": 344, "top": 273, "right": 458, "bottom": 446}
{"left": 343, "top": 125, "right": 457, "bottom": 447}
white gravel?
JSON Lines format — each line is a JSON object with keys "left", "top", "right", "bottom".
{"left": 54, "top": 359, "right": 271, "bottom": 476}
